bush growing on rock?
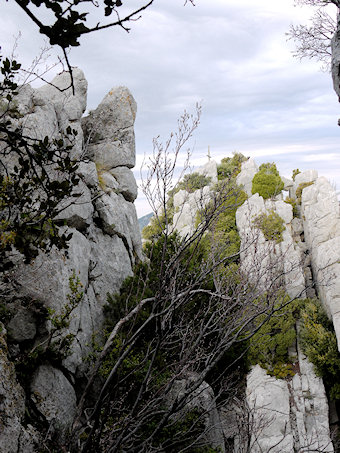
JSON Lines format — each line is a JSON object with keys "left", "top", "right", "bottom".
{"left": 300, "top": 299, "right": 340, "bottom": 400}
{"left": 217, "top": 152, "right": 248, "bottom": 180}
{"left": 251, "top": 162, "right": 284, "bottom": 199}
{"left": 296, "top": 181, "right": 314, "bottom": 204}
{"left": 253, "top": 210, "right": 286, "bottom": 243}
{"left": 248, "top": 296, "right": 302, "bottom": 379}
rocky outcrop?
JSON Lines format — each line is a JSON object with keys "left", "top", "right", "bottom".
{"left": 235, "top": 163, "right": 338, "bottom": 453}
{"left": 0, "top": 70, "right": 142, "bottom": 448}
{"left": 172, "top": 160, "right": 217, "bottom": 237}
{"left": 301, "top": 176, "right": 340, "bottom": 348}
{"left": 167, "top": 374, "right": 225, "bottom": 452}
{"left": 236, "top": 158, "right": 258, "bottom": 197}
{"left": 236, "top": 192, "right": 306, "bottom": 299}
{"left": 246, "top": 358, "right": 333, "bottom": 453}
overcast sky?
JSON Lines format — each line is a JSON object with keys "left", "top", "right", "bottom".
{"left": 1, "top": 0, "right": 340, "bottom": 217}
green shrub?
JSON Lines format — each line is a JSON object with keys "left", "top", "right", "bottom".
{"left": 248, "top": 297, "right": 302, "bottom": 379}
{"left": 300, "top": 299, "right": 340, "bottom": 400}
{"left": 284, "top": 197, "right": 298, "bottom": 218}
{"left": 296, "top": 181, "right": 314, "bottom": 205}
{"left": 292, "top": 169, "right": 301, "bottom": 181}
{"left": 176, "top": 172, "right": 212, "bottom": 194}
{"left": 254, "top": 210, "right": 285, "bottom": 243}
{"left": 217, "top": 152, "right": 248, "bottom": 180}
{"left": 251, "top": 163, "right": 284, "bottom": 199}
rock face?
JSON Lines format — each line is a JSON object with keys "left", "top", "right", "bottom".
{"left": 246, "top": 360, "right": 333, "bottom": 453}
{"left": 172, "top": 160, "right": 218, "bottom": 237}
{"left": 235, "top": 163, "right": 338, "bottom": 453}
{"left": 1, "top": 71, "right": 142, "bottom": 448}
{"left": 236, "top": 158, "right": 258, "bottom": 196}
{"left": 0, "top": 324, "right": 39, "bottom": 453}
{"left": 236, "top": 192, "right": 306, "bottom": 299}
{"left": 301, "top": 176, "right": 340, "bottom": 347}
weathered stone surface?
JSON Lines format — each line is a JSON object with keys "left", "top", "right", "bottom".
{"left": 0, "top": 324, "right": 39, "bottom": 452}
{"left": 236, "top": 158, "right": 258, "bottom": 196}
{"left": 99, "top": 170, "right": 119, "bottom": 193}
{"left": 290, "top": 345, "right": 334, "bottom": 453}
{"left": 281, "top": 175, "right": 293, "bottom": 191}
{"left": 246, "top": 365, "right": 294, "bottom": 453}
{"left": 17, "top": 68, "right": 87, "bottom": 159}
{"left": 110, "top": 166, "right": 138, "bottom": 201}
{"left": 246, "top": 358, "right": 333, "bottom": 453}
{"left": 77, "top": 161, "right": 99, "bottom": 187}
{"left": 82, "top": 86, "right": 136, "bottom": 169}
{"left": 7, "top": 308, "right": 36, "bottom": 342}
{"left": 30, "top": 365, "right": 77, "bottom": 435}
{"left": 197, "top": 159, "right": 218, "bottom": 183}
{"left": 1, "top": 72, "right": 143, "bottom": 442}
{"left": 54, "top": 179, "right": 94, "bottom": 230}
{"left": 236, "top": 193, "right": 305, "bottom": 298}
{"left": 302, "top": 177, "right": 340, "bottom": 347}
{"left": 95, "top": 192, "right": 142, "bottom": 260}
{"left": 172, "top": 186, "right": 211, "bottom": 238}
{"left": 13, "top": 228, "right": 91, "bottom": 315}
{"left": 293, "top": 169, "right": 318, "bottom": 197}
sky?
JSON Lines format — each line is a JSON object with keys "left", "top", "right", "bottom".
{"left": 1, "top": 0, "right": 340, "bottom": 217}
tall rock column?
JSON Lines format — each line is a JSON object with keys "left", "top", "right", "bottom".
{"left": 0, "top": 72, "right": 142, "bottom": 450}
{"left": 301, "top": 177, "right": 340, "bottom": 348}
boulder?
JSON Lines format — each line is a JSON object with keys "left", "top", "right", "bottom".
{"left": 30, "top": 365, "right": 77, "bottom": 435}
{"left": 109, "top": 166, "right": 138, "bottom": 201}
{"left": 236, "top": 158, "right": 258, "bottom": 196}
{"left": 197, "top": 159, "right": 218, "bottom": 183}
{"left": 7, "top": 308, "right": 36, "bottom": 342}
{"left": 82, "top": 86, "right": 136, "bottom": 169}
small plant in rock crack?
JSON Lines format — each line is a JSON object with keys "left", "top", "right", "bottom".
{"left": 15, "top": 271, "right": 84, "bottom": 380}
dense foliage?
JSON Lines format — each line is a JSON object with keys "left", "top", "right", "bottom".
{"left": 217, "top": 152, "right": 248, "bottom": 180}
{"left": 251, "top": 162, "right": 284, "bottom": 199}
{"left": 253, "top": 210, "right": 286, "bottom": 243}
{"left": 300, "top": 299, "right": 340, "bottom": 400}
{"left": 248, "top": 296, "right": 302, "bottom": 378}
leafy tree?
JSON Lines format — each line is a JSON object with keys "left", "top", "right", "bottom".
{"left": 0, "top": 54, "right": 80, "bottom": 270}
{"left": 251, "top": 163, "right": 284, "bottom": 199}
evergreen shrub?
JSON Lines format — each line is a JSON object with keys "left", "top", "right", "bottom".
{"left": 251, "top": 163, "right": 284, "bottom": 199}
{"left": 254, "top": 210, "right": 285, "bottom": 243}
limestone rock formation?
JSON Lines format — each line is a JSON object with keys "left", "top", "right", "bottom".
{"left": 236, "top": 158, "right": 258, "bottom": 197}
{"left": 301, "top": 176, "right": 340, "bottom": 347}
{"left": 236, "top": 192, "right": 305, "bottom": 299}
{"left": 166, "top": 373, "right": 225, "bottom": 453}
{"left": 0, "top": 324, "right": 39, "bottom": 453}
{"left": 172, "top": 160, "right": 218, "bottom": 237}
{"left": 0, "top": 71, "right": 142, "bottom": 448}
{"left": 246, "top": 359, "right": 333, "bottom": 453}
